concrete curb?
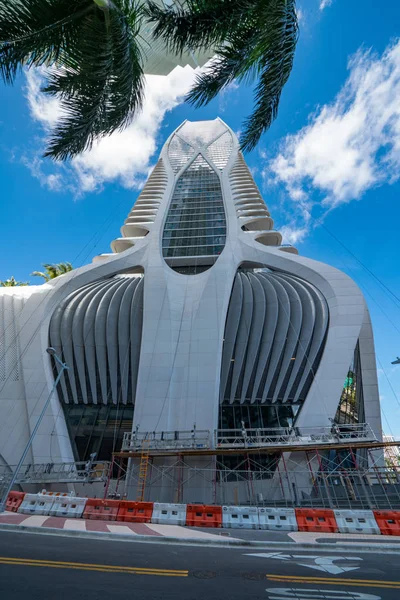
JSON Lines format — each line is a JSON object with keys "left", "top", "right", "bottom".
{"left": 1, "top": 523, "right": 400, "bottom": 553}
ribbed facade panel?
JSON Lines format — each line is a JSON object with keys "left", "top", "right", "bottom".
{"left": 220, "top": 269, "right": 329, "bottom": 405}
{"left": 49, "top": 275, "right": 144, "bottom": 405}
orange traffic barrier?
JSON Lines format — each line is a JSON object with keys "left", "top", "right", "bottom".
{"left": 6, "top": 491, "right": 25, "bottom": 513}
{"left": 373, "top": 511, "right": 400, "bottom": 536}
{"left": 295, "top": 508, "right": 338, "bottom": 533}
{"left": 117, "top": 501, "right": 153, "bottom": 523}
{"left": 82, "top": 499, "right": 120, "bottom": 521}
{"left": 186, "top": 504, "right": 222, "bottom": 528}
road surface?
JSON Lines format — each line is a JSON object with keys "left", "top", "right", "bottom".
{"left": 0, "top": 530, "right": 399, "bottom": 599}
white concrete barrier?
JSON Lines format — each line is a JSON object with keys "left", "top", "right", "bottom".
{"left": 18, "top": 493, "right": 55, "bottom": 515}
{"left": 49, "top": 496, "right": 87, "bottom": 518}
{"left": 334, "top": 510, "right": 381, "bottom": 534}
{"left": 258, "top": 507, "right": 298, "bottom": 531}
{"left": 222, "top": 506, "right": 259, "bottom": 529}
{"left": 151, "top": 503, "right": 187, "bottom": 526}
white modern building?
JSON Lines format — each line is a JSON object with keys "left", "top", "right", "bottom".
{"left": 0, "top": 119, "right": 382, "bottom": 502}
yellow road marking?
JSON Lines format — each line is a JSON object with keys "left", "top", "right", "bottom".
{"left": 0, "top": 557, "right": 187, "bottom": 577}
{"left": 267, "top": 574, "right": 400, "bottom": 590}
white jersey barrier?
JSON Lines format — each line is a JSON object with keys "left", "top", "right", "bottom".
{"left": 12, "top": 494, "right": 396, "bottom": 536}
{"left": 18, "top": 493, "right": 55, "bottom": 515}
{"left": 334, "top": 509, "right": 381, "bottom": 535}
{"left": 18, "top": 491, "right": 72, "bottom": 516}
{"left": 222, "top": 505, "right": 259, "bottom": 529}
{"left": 258, "top": 507, "right": 298, "bottom": 531}
{"left": 151, "top": 503, "right": 187, "bottom": 526}
{"left": 49, "top": 496, "right": 87, "bottom": 518}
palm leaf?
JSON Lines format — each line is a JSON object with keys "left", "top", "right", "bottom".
{"left": 31, "top": 270, "right": 49, "bottom": 281}
{"left": 56, "top": 262, "right": 73, "bottom": 274}
{"left": 43, "top": 1, "right": 144, "bottom": 159}
{"left": 0, "top": 276, "right": 29, "bottom": 287}
{"left": 144, "top": 0, "right": 255, "bottom": 55}
{"left": 148, "top": 0, "right": 298, "bottom": 152}
{"left": 0, "top": 0, "right": 94, "bottom": 84}
{"left": 239, "top": 0, "right": 298, "bottom": 151}
{"left": 185, "top": 28, "right": 259, "bottom": 107}
{"left": 0, "top": 0, "right": 144, "bottom": 160}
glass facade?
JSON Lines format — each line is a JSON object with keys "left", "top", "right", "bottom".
{"left": 207, "top": 131, "right": 233, "bottom": 170}
{"left": 168, "top": 135, "right": 195, "bottom": 173}
{"left": 335, "top": 343, "right": 365, "bottom": 425}
{"left": 63, "top": 404, "right": 134, "bottom": 462}
{"left": 219, "top": 403, "right": 299, "bottom": 431}
{"left": 162, "top": 154, "right": 226, "bottom": 262}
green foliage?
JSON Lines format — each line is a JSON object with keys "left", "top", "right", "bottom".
{"left": 145, "top": 0, "right": 298, "bottom": 152}
{"left": 0, "top": 0, "right": 144, "bottom": 159}
{"left": 0, "top": 0, "right": 299, "bottom": 158}
{"left": 31, "top": 262, "right": 73, "bottom": 281}
{"left": 0, "top": 276, "right": 29, "bottom": 287}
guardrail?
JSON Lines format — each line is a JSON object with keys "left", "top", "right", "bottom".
{"left": 215, "top": 424, "right": 376, "bottom": 448}
{"left": 0, "top": 461, "right": 110, "bottom": 486}
{"left": 121, "top": 424, "right": 377, "bottom": 452}
{"left": 122, "top": 430, "right": 211, "bottom": 452}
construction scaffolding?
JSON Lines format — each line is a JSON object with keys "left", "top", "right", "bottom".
{"left": 108, "top": 424, "right": 400, "bottom": 509}
{"left": 121, "top": 423, "right": 376, "bottom": 453}
{"left": 0, "top": 461, "right": 110, "bottom": 498}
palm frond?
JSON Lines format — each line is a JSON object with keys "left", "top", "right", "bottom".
{"left": 239, "top": 0, "right": 298, "bottom": 151}
{"left": 180, "top": 0, "right": 298, "bottom": 151}
{"left": 0, "top": 0, "right": 94, "bottom": 84}
{"left": 185, "top": 29, "right": 258, "bottom": 107}
{"left": 56, "top": 262, "right": 73, "bottom": 274}
{"left": 0, "top": 276, "right": 29, "bottom": 287}
{"left": 31, "top": 270, "right": 49, "bottom": 281}
{"left": 144, "top": 0, "right": 255, "bottom": 55}
{"left": 42, "top": 1, "right": 144, "bottom": 159}
{"left": 0, "top": 0, "right": 145, "bottom": 160}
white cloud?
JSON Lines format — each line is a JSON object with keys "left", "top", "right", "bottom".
{"left": 268, "top": 40, "right": 400, "bottom": 238}
{"left": 25, "top": 68, "right": 62, "bottom": 128}
{"left": 296, "top": 7, "right": 305, "bottom": 22}
{"left": 218, "top": 80, "right": 240, "bottom": 113}
{"left": 280, "top": 224, "right": 309, "bottom": 245}
{"left": 319, "top": 0, "right": 333, "bottom": 9}
{"left": 21, "top": 155, "right": 64, "bottom": 192}
{"left": 24, "top": 65, "right": 199, "bottom": 194}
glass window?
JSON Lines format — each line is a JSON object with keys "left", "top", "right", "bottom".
{"left": 63, "top": 404, "right": 134, "bottom": 462}
{"left": 162, "top": 154, "right": 226, "bottom": 265}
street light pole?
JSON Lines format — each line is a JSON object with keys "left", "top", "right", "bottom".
{"left": 0, "top": 348, "right": 68, "bottom": 513}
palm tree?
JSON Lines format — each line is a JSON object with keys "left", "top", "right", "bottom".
{"left": 0, "top": 276, "right": 29, "bottom": 287}
{"left": 0, "top": 1, "right": 298, "bottom": 159}
{"left": 31, "top": 262, "right": 73, "bottom": 281}
{"left": 0, "top": 0, "right": 144, "bottom": 160}
{"left": 145, "top": 0, "right": 298, "bottom": 151}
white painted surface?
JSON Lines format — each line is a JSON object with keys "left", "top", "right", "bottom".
{"left": 146, "top": 523, "right": 238, "bottom": 540}
{"left": 288, "top": 531, "right": 397, "bottom": 544}
{"left": 20, "top": 516, "right": 50, "bottom": 527}
{"left": 63, "top": 519, "right": 87, "bottom": 531}
{"left": 106, "top": 525, "right": 137, "bottom": 535}
{"left": 246, "top": 552, "right": 362, "bottom": 574}
{"left": 266, "top": 590, "right": 381, "bottom": 600}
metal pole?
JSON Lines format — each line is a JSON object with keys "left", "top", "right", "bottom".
{"left": 103, "top": 456, "right": 115, "bottom": 499}
{"left": 0, "top": 348, "right": 68, "bottom": 512}
{"left": 315, "top": 448, "right": 334, "bottom": 509}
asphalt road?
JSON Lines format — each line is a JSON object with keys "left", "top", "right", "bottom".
{"left": 0, "top": 531, "right": 399, "bottom": 600}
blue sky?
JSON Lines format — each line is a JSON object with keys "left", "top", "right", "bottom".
{"left": 1, "top": 0, "right": 400, "bottom": 434}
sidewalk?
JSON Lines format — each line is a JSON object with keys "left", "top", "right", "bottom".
{"left": 0, "top": 511, "right": 233, "bottom": 542}
{"left": 2, "top": 511, "right": 400, "bottom": 550}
